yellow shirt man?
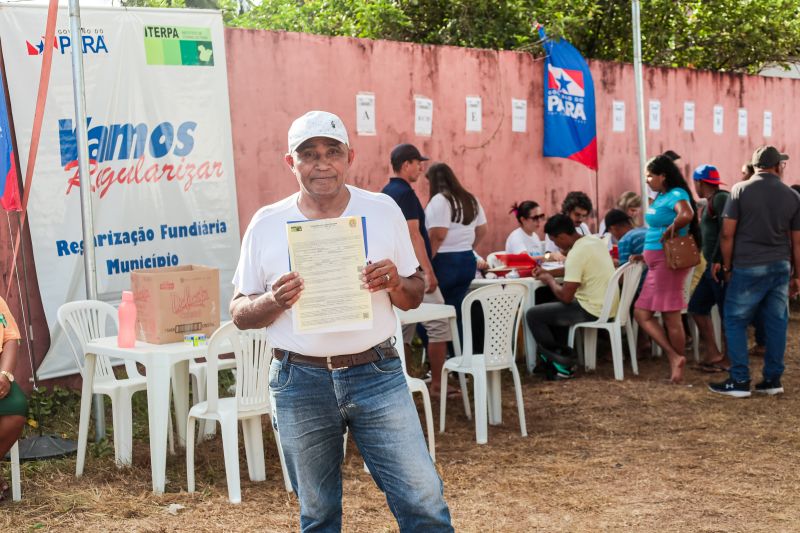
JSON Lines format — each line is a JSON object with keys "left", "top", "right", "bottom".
{"left": 563, "top": 235, "right": 618, "bottom": 317}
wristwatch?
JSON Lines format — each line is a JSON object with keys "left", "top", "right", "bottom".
{"left": 0, "top": 370, "right": 14, "bottom": 383}
{"left": 721, "top": 265, "right": 731, "bottom": 274}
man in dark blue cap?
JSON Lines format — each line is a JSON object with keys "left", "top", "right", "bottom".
{"left": 381, "top": 144, "right": 453, "bottom": 398}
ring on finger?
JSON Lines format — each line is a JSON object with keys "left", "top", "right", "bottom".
{"left": 384, "top": 273, "right": 391, "bottom": 283}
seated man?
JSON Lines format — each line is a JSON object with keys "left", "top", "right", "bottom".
{"left": 526, "top": 214, "right": 618, "bottom": 378}
{"left": 604, "top": 208, "right": 647, "bottom": 266}
{"left": 544, "top": 191, "right": 594, "bottom": 261}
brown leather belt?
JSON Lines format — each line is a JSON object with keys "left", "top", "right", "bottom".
{"left": 272, "top": 338, "right": 398, "bottom": 371}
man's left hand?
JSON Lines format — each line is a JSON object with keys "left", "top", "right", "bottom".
{"left": 362, "top": 260, "right": 401, "bottom": 292}
{"left": 535, "top": 271, "right": 554, "bottom": 285}
{"left": 790, "top": 277, "right": 800, "bottom": 299}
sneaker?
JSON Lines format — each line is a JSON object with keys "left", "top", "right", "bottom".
{"left": 708, "top": 378, "right": 751, "bottom": 398}
{"left": 754, "top": 378, "right": 784, "bottom": 395}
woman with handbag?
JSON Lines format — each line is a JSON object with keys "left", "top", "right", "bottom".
{"left": 634, "top": 155, "right": 701, "bottom": 383}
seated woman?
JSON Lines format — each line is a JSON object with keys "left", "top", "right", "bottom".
{"left": 599, "top": 191, "right": 643, "bottom": 236}
{"left": 505, "top": 201, "right": 545, "bottom": 257}
{"left": 0, "top": 296, "right": 26, "bottom": 501}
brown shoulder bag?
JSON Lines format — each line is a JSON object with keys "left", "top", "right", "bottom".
{"left": 663, "top": 226, "right": 700, "bottom": 270}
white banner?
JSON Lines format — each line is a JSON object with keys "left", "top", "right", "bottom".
{"left": 0, "top": 5, "right": 240, "bottom": 378}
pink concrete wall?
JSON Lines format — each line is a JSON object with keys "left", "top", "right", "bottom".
{"left": 226, "top": 29, "right": 800, "bottom": 258}
{"left": 7, "top": 28, "right": 800, "bottom": 390}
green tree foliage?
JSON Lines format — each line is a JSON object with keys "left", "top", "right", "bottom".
{"left": 128, "top": 0, "right": 800, "bottom": 74}
{"left": 529, "top": 0, "right": 800, "bottom": 73}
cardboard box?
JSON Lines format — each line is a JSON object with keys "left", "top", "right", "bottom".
{"left": 131, "top": 265, "right": 220, "bottom": 344}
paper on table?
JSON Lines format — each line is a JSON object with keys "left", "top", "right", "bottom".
{"left": 286, "top": 216, "right": 373, "bottom": 334}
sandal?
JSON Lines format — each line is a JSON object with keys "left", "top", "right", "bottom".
{"left": 694, "top": 361, "right": 729, "bottom": 373}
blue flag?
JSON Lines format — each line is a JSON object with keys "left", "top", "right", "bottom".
{"left": 0, "top": 70, "right": 21, "bottom": 210}
{"left": 540, "top": 26, "right": 598, "bottom": 170}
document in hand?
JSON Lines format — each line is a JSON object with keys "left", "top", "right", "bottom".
{"left": 286, "top": 216, "right": 373, "bottom": 334}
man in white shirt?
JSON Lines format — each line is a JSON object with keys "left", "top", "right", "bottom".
{"left": 230, "top": 111, "right": 452, "bottom": 532}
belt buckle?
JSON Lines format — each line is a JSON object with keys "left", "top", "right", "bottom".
{"left": 327, "top": 356, "right": 349, "bottom": 371}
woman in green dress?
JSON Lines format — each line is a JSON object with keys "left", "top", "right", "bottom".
{"left": 0, "top": 296, "right": 26, "bottom": 500}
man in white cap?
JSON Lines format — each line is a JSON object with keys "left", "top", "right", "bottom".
{"left": 709, "top": 145, "right": 800, "bottom": 398}
{"left": 230, "top": 111, "right": 453, "bottom": 531}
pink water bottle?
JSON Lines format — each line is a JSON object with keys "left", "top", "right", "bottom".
{"left": 118, "top": 291, "right": 137, "bottom": 348}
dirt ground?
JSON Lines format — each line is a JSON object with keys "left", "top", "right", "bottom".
{"left": 4, "top": 315, "right": 800, "bottom": 532}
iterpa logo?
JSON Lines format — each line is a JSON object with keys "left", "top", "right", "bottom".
{"left": 26, "top": 33, "right": 109, "bottom": 56}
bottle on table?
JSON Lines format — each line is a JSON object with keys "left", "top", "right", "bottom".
{"left": 118, "top": 291, "right": 137, "bottom": 348}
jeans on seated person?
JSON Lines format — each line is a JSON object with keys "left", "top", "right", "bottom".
{"left": 525, "top": 301, "right": 597, "bottom": 352}
{"left": 269, "top": 350, "right": 453, "bottom": 533}
{"left": 724, "top": 260, "right": 790, "bottom": 383}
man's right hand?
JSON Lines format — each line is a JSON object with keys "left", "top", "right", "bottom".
{"left": 270, "top": 271, "right": 304, "bottom": 309}
{"left": 425, "top": 270, "right": 438, "bottom": 294}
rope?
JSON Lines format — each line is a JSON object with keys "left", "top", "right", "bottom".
{"left": 5, "top": 211, "right": 36, "bottom": 388}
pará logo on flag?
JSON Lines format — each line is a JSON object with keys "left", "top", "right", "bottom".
{"left": 547, "top": 65, "right": 585, "bottom": 97}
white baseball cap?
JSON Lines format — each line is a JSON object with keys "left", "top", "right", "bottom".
{"left": 287, "top": 110, "right": 349, "bottom": 153}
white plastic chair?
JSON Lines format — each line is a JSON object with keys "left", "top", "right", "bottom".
{"left": 567, "top": 262, "right": 644, "bottom": 380}
{"left": 10, "top": 440, "right": 20, "bottom": 501}
{"left": 439, "top": 283, "right": 528, "bottom": 445}
{"left": 187, "top": 356, "right": 237, "bottom": 439}
{"left": 57, "top": 300, "right": 172, "bottom": 469}
{"left": 687, "top": 305, "right": 723, "bottom": 363}
{"left": 186, "top": 322, "right": 292, "bottom": 504}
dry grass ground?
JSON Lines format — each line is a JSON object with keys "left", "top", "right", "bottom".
{"left": 4, "top": 314, "right": 800, "bottom": 532}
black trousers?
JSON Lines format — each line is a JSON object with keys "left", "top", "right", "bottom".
{"left": 525, "top": 301, "right": 597, "bottom": 352}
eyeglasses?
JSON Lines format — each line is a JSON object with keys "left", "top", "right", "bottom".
{"left": 527, "top": 214, "right": 546, "bottom": 221}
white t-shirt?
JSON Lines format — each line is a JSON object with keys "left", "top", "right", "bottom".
{"left": 232, "top": 185, "right": 419, "bottom": 356}
{"left": 505, "top": 227, "right": 544, "bottom": 255}
{"left": 425, "top": 193, "right": 487, "bottom": 253}
{"left": 545, "top": 222, "right": 591, "bottom": 253}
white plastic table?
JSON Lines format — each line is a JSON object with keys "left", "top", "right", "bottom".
{"left": 80, "top": 337, "right": 206, "bottom": 494}
{"left": 396, "top": 303, "right": 461, "bottom": 357}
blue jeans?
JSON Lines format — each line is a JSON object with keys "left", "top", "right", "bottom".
{"left": 432, "top": 250, "right": 477, "bottom": 341}
{"left": 269, "top": 350, "right": 453, "bottom": 533}
{"left": 724, "top": 261, "right": 791, "bottom": 382}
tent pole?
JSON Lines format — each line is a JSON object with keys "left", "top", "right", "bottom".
{"left": 68, "top": 0, "right": 104, "bottom": 442}
{"left": 631, "top": 0, "right": 648, "bottom": 212}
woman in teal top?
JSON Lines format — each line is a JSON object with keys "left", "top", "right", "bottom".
{"left": 634, "top": 155, "right": 701, "bottom": 384}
